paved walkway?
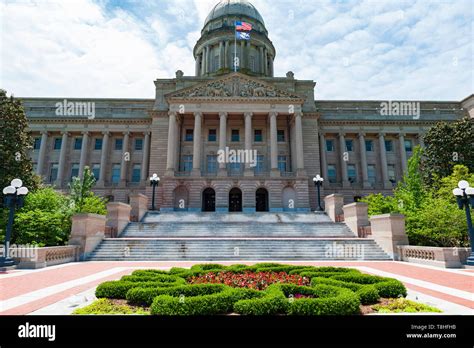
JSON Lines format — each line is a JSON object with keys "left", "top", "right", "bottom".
{"left": 0, "top": 261, "right": 472, "bottom": 315}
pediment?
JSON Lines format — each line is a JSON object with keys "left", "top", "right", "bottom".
{"left": 166, "top": 73, "right": 304, "bottom": 103}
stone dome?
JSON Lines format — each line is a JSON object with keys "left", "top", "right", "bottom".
{"left": 204, "top": 0, "right": 265, "bottom": 28}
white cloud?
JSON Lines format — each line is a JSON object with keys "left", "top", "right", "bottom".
{"left": 0, "top": 0, "right": 471, "bottom": 101}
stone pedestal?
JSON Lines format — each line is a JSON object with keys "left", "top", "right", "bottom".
{"left": 68, "top": 214, "right": 106, "bottom": 260}
{"left": 369, "top": 213, "right": 408, "bottom": 260}
{"left": 106, "top": 202, "right": 131, "bottom": 237}
{"left": 324, "top": 194, "right": 344, "bottom": 222}
{"left": 343, "top": 202, "right": 369, "bottom": 236}
{"left": 129, "top": 193, "right": 148, "bottom": 222}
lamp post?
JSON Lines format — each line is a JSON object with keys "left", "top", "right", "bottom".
{"left": 313, "top": 174, "right": 324, "bottom": 211}
{"left": 149, "top": 173, "right": 160, "bottom": 211}
{"left": 452, "top": 180, "right": 474, "bottom": 266}
{"left": 1, "top": 179, "right": 28, "bottom": 267}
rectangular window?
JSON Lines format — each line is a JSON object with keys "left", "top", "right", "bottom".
{"left": 70, "top": 163, "right": 79, "bottom": 180}
{"left": 111, "top": 164, "right": 121, "bottom": 184}
{"left": 255, "top": 155, "right": 265, "bottom": 174}
{"left": 345, "top": 139, "right": 353, "bottom": 152}
{"left": 326, "top": 139, "right": 334, "bottom": 152}
{"left": 92, "top": 164, "right": 100, "bottom": 179}
{"left": 74, "top": 138, "right": 82, "bottom": 150}
{"left": 278, "top": 155, "right": 287, "bottom": 173}
{"left": 135, "top": 138, "right": 143, "bottom": 151}
{"left": 213, "top": 55, "right": 219, "bottom": 71}
{"left": 49, "top": 164, "right": 59, "bottom": 182}
{"left": 327, "top": 165, "right": 337, "bottom": 183}
{"left": 388, "top": 164, "right": 396, "bottom": 183}
{"left": 131, "top": 164, "right": 141, "bottom": 183}
{"left": 254, "top": 129, "right": 263, "bottom": 142}
{"left": 347, "top": 164, "right": 357, "bottom": 183}
{"left": 33, "top": 138, "right": 41, "bottom": 150}
{"left": 368, "top": 165, "right": 376, "bottom": 184}
{"left": 94, "top": 138, "right": 102, "bottom": 150}
{"left": 365, "top": 140, "right": 373, "bottom": 152}
{"left": 208, "top": 129, "right": 217, "bottom": 142}
{"left": 54, "top": 138, "right": 62, "bottom": 150}
{"left": 115, "top": 139, "right": 123, "bottom": 151}
{"left": 185, "top": 129, "right": 194, "bottom": 142}
{"left": 228, "top": 162, "right": 241, "bottom": 174}
{"left": 182, "top": 155, "right": 193, "bottom": 172}
{"left": 231, "top": 129, "right": 240, "bottom": 142}
{"left": 207, "top": 155, "right": 217, "bottom": 174}
{"left": 249, "top": 56, "right": 256, "bottom": 72}
{"left": 404, "top": 139, "right": 413, "bottom": 152}
{"left": 385, "top": 140, "right": 393, "bottom": 152}
{"left": 277, "top": 130, "right": 285, "bottom": 142}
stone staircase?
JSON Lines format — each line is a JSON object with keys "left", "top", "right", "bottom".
{"left": 87, "top": 212, "right": 391, "bottom": 261}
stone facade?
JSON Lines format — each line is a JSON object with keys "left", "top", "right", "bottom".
{"left": 21, "top": 0, "right": 473, "bottom": 211}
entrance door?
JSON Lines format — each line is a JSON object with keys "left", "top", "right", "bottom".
{"left": 202, "top": 188, "right": 216, "bottom": 212}
{"left": 229, "top": 188, "right": 242, "bottom": 212}
{"left": 256, "top": 188, "right": 269, "bottom": 212}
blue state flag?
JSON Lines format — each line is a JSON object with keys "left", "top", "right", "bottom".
{"left": 235, "top": 31, "right": 250, "bottom": 40}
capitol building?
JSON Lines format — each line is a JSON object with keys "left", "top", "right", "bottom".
{"left": 22, "top": 0, "right": 472, "bottom": 212}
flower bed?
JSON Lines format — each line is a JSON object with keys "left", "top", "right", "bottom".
{"left": 75, "top": 263, "right": 429, "bottom": 316}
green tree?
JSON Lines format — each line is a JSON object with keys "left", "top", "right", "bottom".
{"left": 0, "top": 89, "right": 40, "bottom": 201}
{"left": 422, "top": 117, "right": 474, "bottom": 188}
{"left": 69, "top": 166, "right": 107, "bottom": 215}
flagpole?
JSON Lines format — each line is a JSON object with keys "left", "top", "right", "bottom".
{"left": 234, "top": 23, "right": 237, "bottom": 72}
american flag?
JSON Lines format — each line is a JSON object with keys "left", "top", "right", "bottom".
{"left": 235, "top": 21, "right": 252, "bottom": 31}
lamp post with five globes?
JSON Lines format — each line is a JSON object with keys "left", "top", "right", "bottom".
{"left": 313, "top": 175, "right": 324, "bottom": 211}
{"left": 1, "top": 179, "right": 29, "bottom": 267}
{"left": 149, "top": 174, "right": 160, "bottom": 211}
{"left": 452, "top": 180, "right": 474, "bottom": 266}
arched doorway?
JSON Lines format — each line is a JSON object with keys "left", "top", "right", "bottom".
{"left": 173, "top": 186, "right": 189, "bottom": 211}
{"left": 282, "top": 186, "right": 296, "bottom": 211}
{"left": 229, "top": 187, "right": 242, "bottom": 212}
{"left": 202, "top": 188, "right": 216, "bottom": 212}
{"left": 256, "top": 188, "right": 269, "bottom": 212}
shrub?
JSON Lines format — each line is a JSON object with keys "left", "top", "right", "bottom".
{"left": 233, "top": 284, "right": 286, "bottom": 315}
{"left": 355, "top": 285, "right": 380, "bottom": 305}
{"left": 120, "top": 274, "right": 184, "bottom": 284}
{"left": 310, "top": 277, "right": 363, "bottom": 292}
{"left": 131, "top": 269, "right": 172, "bottom": 277}
{"left": 190, "top": 264, "right": 227, "bottom": 272}
{"left": 150, "top": 287, "right": 251, "bottom": 315}
{"left": 374, "top": 280, "right": 407, "bottom": 298}
{"left": 126, "top": 284, "right": 228, "bottom": 307}
{"left": 95, "top": 280, "right": 182, "bottom": 299}
{"left": 73, "top": 299, "right": 149, "bottom": 315}
{"left": 331, "top": 273, "right": 386, "bottom": 284}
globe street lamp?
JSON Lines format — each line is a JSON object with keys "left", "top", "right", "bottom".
{"left": 313, "top": 175, "right": 324, "bottom": 211}
{"left": 1, "top": 179, "right": 28, "bottom": 268}
{"left": 452, "top": 180, "right": 474, "bottom": 266}
{"left": 149, "top": 174, "right": 160, "bottom": 211}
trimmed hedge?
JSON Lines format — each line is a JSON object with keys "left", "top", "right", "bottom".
{"left": 233, "top": 285, "right": 287, "bottom": 315}
{"left": 120, "top": 274, "right": 184, "bottom": 283}
{"left": 310, "top": 277, "right": 380, "bottom": 305}
{"left": 374, "top": 280, "right": 407, "bottom": 298}
{"left": 96, "top": 280, "right": 184, "bottom": 299}
{"left": 355, "top": 285, "right": 380, "bottom": 305}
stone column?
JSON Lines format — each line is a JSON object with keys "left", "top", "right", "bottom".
{"left": 219, "top": 41, "right": 224, "bottom": 69}
{"left": 129, "top": 193, "right": 148, "bottom": 222}
{"left": 269, "top": 112, "right": 279, "bottom": 177}
{"left": 218, "top": 112, "right": 227, "bottom": 176}
{"left": 206, "top": 45, "right": 211, "bottom": 73}
{"left": 195, "top": 54, "right": 200, "bottom": 76}
{"left": 369, "top": 213, "right": 408, "bottom": 260}
{"left": 263, "top": 48, "right": 268, "bottom": 75}
{"left": 224, "top": 41, "right": 229, "bottom": 69}
{"left": 240, "top": 40, "right": 245, "bottom": 69}
{"left": 418, "top": 133, "right": 425, "bottom": 148}
{"left": 36, "top": 131, "right": 48, "bottom": 176}
{"left": 343, "top": 202, "right": 369, "bottom": 236}
{"left": 358, "top": 132, "right": 370, "bottom": 188}
{"left": 55, "top": 131, "right": 69, "bottom": 187}
{"left": 68, "top": 213, "right": 106, "bottom": 260}
{"left": 324, "top": 194, "right": 344, "bottom": 222}
{"left": 97, "top": 131, "right": 109, "bottom": 187}
{"left": 295, "top": 112, "right": 305, "bottom": 175}
{"left": 192, "top": 112, "right": 202, "bottom": 176}
{"left": 200, "top": 51, "right": 206, "bottom": 75}
{"left": 120, "top": 131, "right": 130, "bottom": 185}
{"left": 378, "top": 133, "right": 390, "bottom": 189}
{"left": 106, "top": 202, "right": 131, "bottom": 237}
{"left": 270, "top": 56, "right": 274, "bottom": 77}
{"left": 319, "top": 133, "right": 328, "bottom": 187}
{"left": 398, "top": 133, "right": 407, "bottom": 173}
{"left": 141, "top": 132, "right": 151, "bottom": 183}
{"left": 244, "top": 112, "right": 253, "bottom": 176}
{"left": 259, "top": 46, "right": 264, "bottom": 74}
{"left": 339, "top": 132, "right": 350, "bottom": 188}
{"left": 78, "top": 131, "right": 89, "bottom": 179}
{"left": 166, "top": 111, "right": 177, "bottom": 175}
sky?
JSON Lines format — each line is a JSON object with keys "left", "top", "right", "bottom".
{"left": 0, "top": 0, "right": 472, "bottom": 100}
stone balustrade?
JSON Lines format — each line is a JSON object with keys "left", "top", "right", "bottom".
{"left": 13, "top": 245, "right": 80, "bottom": 269}
{"left": 398, "top": 245, "right": 471, "bottom": 268}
